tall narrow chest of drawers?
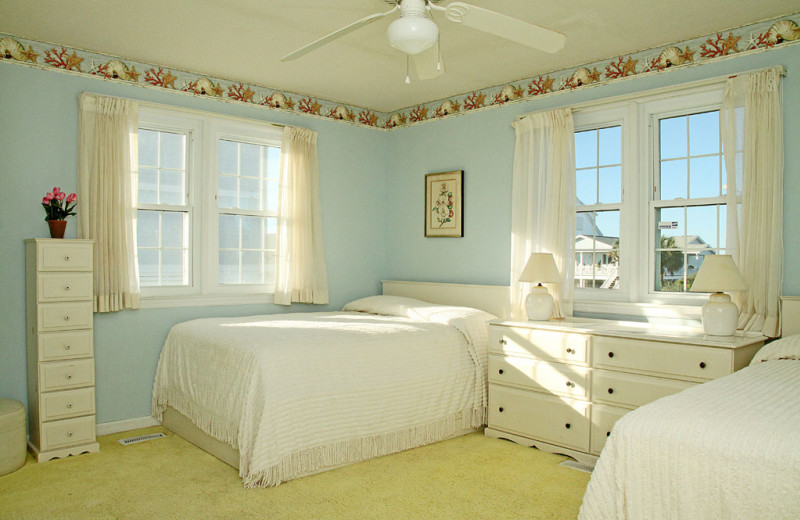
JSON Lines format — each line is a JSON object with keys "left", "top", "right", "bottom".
{"left": 25, "top": 238, "right": 98, "bottom": 461}
{"left": 485, "top": 319, "right": 765, "bottom": 465}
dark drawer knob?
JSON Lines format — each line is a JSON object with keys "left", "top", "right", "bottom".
{"left": 498, "top": 407, "right": 504, "bottom": 412}
{"left": 64, "top": 344, "right": 71, "bottom": 350}
{"left": 608, "top": 352, "right": 614, "bottom": 358}
{"left": 606, "top": 431, "right": 611, "bottom": 437}
{"left": 699, "top": 362, "right": 706, "bottom": 369}
{"left": 566, "top": 348, "right": 575, "bottom": 354}
{"left": 499, "top": 339, "right": 507, "bottom": 345}
{"left": 565, "top": 381, "right": 575, "bottom": 388}
{"left": 607, "top": 388, "right": 614, "bottom": 394}
{"left": 498, "top": 369, "right": 504, "bottom": 375}
{"left": 565, "top": 423, "right": 571, "bottom": 429}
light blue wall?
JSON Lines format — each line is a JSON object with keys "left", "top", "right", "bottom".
{"left": 384, "top": 46, "right": 800, "bottom": 297}
{"left": 0, "top": 65, "right": 389, "bottom": 423}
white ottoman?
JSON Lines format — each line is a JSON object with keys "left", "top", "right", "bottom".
{"left": 0, "top": 399, "right": 26, "bottom": 476}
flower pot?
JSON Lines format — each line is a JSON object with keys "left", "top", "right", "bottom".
{"left": 48, "top": 220, "right": 67, "bottom": 239}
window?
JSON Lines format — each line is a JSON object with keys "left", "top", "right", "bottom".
{"left": 572, "top": 83, "right": 728, "bottom": 314}
{"left": 136, "top": 107, "right": 282, "bottom": 307}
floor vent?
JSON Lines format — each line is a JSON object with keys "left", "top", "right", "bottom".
{"left": 117, "top": 432, "right": 167, "bottom": 446}
{"left": 559, "top": 459, "right": 595, "bottom": 473}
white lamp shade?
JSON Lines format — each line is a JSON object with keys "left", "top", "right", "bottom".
{"left": 519, "top": 253, "right": 561, "bottom": 284}
{"left": 387, "top": 15, "right": 438, "bottom": 55}
{"left": 689, "top": 255, "right": 747, "bottom": 293}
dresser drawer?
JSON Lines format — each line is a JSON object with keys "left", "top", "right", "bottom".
{"left": 590, "top": 404, "right": 629, "bottom": 455}
{"left": 37, "top": 242, "right": 93, "bottom": 271}
{"left": 592, "top": 336, "right": 731, "bottom": 380}
{"left": 38, "top": 330, "right": 94, "bottom": 361}
{"left": 488, "top": 384, "right": 590, "bottom": 451}
{"left": 38, "top": 302, "right": 93, "bottom": 331}
{"left": 39, "top": 359, "right": 94, "bottom": 392}
{"left": 37, "top": 272, "right": 93, "bottom": 302}
{"left": 40, "top": 415, "right": 96, "bottom": 451}
{"left": 489, "top": 354, "right": 590, "bottom": 399}
{"left": 490, "top": 326, "right": 590, "bottom": 365}
{"left": 41, "top": 387, "right": 95, "bottom": 421}
{"left": 592, "top": 369, "right": 695, "bottom": 408}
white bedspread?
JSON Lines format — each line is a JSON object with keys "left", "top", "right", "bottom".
{"left": 579, "top": 359, "right": 800, "bottom": 520}
{"left": 152, "top": 299, "right": 494, "bottom": 487}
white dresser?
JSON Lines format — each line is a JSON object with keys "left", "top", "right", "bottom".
{"left": 25, "top": 239, "right": 98, "bottom": 461}
{"left": 485, "top": 319, "right": 765, "bottom": 464}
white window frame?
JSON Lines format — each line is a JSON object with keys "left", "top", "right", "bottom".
{"left": 137, "top": 105, "right": 283, "bottom": 309}
{"left": 571, "top": 82, "right": 727, "bottom": 319}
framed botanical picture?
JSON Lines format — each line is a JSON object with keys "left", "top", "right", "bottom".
{"left": 425, "top": 170, "right": 463, "bottom": 237}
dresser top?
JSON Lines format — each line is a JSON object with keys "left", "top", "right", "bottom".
{"left": 490, "top": 318, "right": 766, "bottom": 349}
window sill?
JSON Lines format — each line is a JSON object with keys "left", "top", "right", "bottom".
{"left": 139, "top": 293, "right": 275, "bottom": 309}
{"left": 573, "top": 300, "right": 702, "bottom": 323}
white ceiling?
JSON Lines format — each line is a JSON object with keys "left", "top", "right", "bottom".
{"left": 3, "top": 0, "right": 798, "bottom": 112}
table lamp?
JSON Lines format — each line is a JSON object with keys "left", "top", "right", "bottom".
{"left": 519, "top": 253, "right": 561, "bottom": 321}
{"left": 689, "top": 254, "right": 747, "bottom": 336}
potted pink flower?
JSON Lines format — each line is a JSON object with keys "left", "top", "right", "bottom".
{"left": 42, "top": 187, "right": 77, "bottom": 238}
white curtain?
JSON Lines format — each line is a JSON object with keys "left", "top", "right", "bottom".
{"left": 77, "top": 93, "right": 140, "bottom": 312}
{"left": 274, "top": 126, "right": 329, "bottom": 305}
{"left": 721, "top": 67, "right": 783, "bottom": 337}
{"left": 510, "top": 109, "right": 576, "bottom": 320}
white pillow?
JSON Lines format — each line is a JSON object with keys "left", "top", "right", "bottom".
{"left": 342, "top": 295, "right": 435, "bottom": 316}
{"left": 750, "top": 334, "right": 800, "bottom": 365}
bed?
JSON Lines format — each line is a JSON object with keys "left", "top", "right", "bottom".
{"left": 579, "top": 298, "right": 800, "bottom": 519}
{"left": 152, "top": 281, "right": 509, "bottom": 487}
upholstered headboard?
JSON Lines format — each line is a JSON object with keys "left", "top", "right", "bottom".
{"left": 382, "top": 280, "right": 511, "bottom": 319}
{"left": 781, "top": 297, "right": 800, "bottom": 337}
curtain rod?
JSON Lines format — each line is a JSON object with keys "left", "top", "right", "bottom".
{"left": 514, "top": 65, "right": 786, "bottom": 121}
{"left": 81, "top": 92, "right": 287, "bottom": 129}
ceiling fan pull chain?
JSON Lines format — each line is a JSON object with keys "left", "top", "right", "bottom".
{"left": 405, "top": 54, "right": 411, "bottom": 84}
{"left": 436, "top": 35, "right": 443, "bottom": 71}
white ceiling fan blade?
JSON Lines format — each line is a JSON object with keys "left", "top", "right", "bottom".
{"left": 442, "top": 2, "right": 566, "bottom": 54}
{"left": 411, "top": 46, "right": 445, "bottom": 80}
{"left": 281, "top": 6, "right": 398, "bottom": 62}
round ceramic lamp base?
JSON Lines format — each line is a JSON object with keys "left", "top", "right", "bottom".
{"left": 701, "top": 292, "right": 739, "bottom": 336}
{"left": 525, "top": 285, "right": 554, "bottom": 321}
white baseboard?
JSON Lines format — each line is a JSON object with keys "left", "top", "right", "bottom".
{"left": 96, "top": 416, "right": 161, "bottom": 436}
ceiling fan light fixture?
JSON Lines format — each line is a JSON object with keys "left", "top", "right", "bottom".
{"left": 387, "top": 14, "right": 439, "bottom": 55}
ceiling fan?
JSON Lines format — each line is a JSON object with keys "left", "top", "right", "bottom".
{"left": 280, "top": 0, "right": 566, "bottom": 82}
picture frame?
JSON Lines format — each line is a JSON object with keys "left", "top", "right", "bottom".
{"left": 425, "top": 170, "right": 463, "bottom": 237}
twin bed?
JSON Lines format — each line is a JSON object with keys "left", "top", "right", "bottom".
{"left": 152, "top": 280, "right": 800, "bottom": 517}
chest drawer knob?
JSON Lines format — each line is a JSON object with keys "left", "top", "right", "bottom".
{"left": 565, "top": 381, "right": 575, "bottom": 388}
{"left": 66, "top": 374, "right": 73, "bottom": 380}
{"left": 65, "top": 255, "right": 71, "bottom": 262}
{"left": 67, "top": 431, "right": 73, "bottom": 437}
{"left": 67, "top": 403, "right": 73, "bottom": 409}
{"left": 498, "top": 369, "right": 504, "bottom": 375}
{"left": 498, "top": 407, "right": 504, "bottom": 412}
{"left": 565, "top": 423, "right": 571, "bottom": 429}
{"left": 64, "top": 315, "right": 70, "bottom": 321}
{"left": 606, "top": 431, "right": 611, "bottom": 437}
{"left": 699, "top": 362, "right": 707, "bottom": 369}
{"left": 608, "top": 351, "right": 614, "bottom": 358}
{"left": 64, "top": 285, "right": 71, "bottom": 291}
{"left": 607, "top": 388, "right": 614, "bottom": 394}
{"left": 498, "top": 338, "right": 507, "bottom": 346}
{"left": 566, "top": 348, "right": 575, "bottom": 354}
{"left": 64, "top": 344, "right": 71, "bottom": 350}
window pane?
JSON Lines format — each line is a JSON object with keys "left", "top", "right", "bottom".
{"left": 161, "top": 249, "right": 186, "bottom": 285}
{"left": 595, "top": 210, "right": 620, "bottom": 239}
{"left": 160, "top": 132, "right": 185, "bottom": 169}
{"left": 241, "top": 216, "right": 263, "bottom": 250}
{"left": 139, "top": 129, "right": 158, "bottom": 167}
{"left": 574, "top": 130, "right": 597, "bottom": 169}
{"left": 219, "top": 250, "right": 240, "bottom": 284}
{"left": 137, "top": 210, "right": 159, "bottom": 248}
{"left": 687, "top": 205, "right": 719, "bottom": 250}
{"left": 689, "top": 156, "right": 720, "bottom": 198}
{"left": 161, "top": 211, "right": 185, "bottom": 248}
{"left": 718, "top": 205, "right": 727, "bottom": 249}
{"left": 239, "top": 177, "right": 261, "bottom": 211}
{"left": 267, "top": 146, "right": 280, "bottom": 178}
{"left": 160, "top": 169, "right": 185, "bottom": 206}
{"left": 660, "top": 159, "right": 687, "bottom": 200}
{"left": 598, "top": 126, "right": 621, "bottom": 166}
{"left": 241, "top": 251, "right": 263, "bottom": 284}
{"left": 576, "top": 169, "right": 597, "bottom": 205}
{"left": 218, "top": 140, "right": 238, "bottom": 174}
{"left": 138, "top": 168, "right": 159, "bottom": 205}
{"left": 218, "top": 176, "right": 238, "bottom": 209}
{"left": 266, "top": 180, "right": 279, "bottom": 213}
{"left": 656, "top": 207, "right": 684, "bottom": 242}
{"left": 266, "top": 218, "right": 277, "bottom": 250}
{"left": 688, "top": 111, "right": 719, "bottom": 156}
{"left": 240, "top": 143, "right": 261, "bottom": 177}
{"left": 219, "top": 214, "right": 239, "bottom": 249}
{"left": 138, "top": 249, "right": 159, "bottom": 287}
{"left": 598, "top": 166, "right": 621, "bottom": 204}
{"left": 574, "top": 210, "right": 619, "bottom": 290}
{"left": 264, "top": 251, "right": 276, "bottom": 285}
{"left": 660, "top": 116, "right": 687, "bottom": 159}
{"left": 656, "top": 251, "right": 686, "bottom": 292}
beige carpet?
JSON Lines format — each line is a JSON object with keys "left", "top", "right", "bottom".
{"left": 0, "top": 427, "right": 590, "bottom": 519}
